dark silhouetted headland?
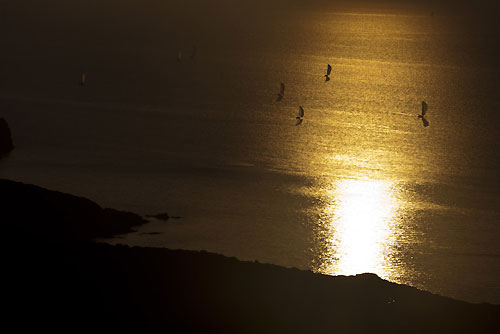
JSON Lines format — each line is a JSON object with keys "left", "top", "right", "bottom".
{"left": 1, "top": 179, "right": 147, "bottom": 242}
{"left": 2, "top": 179, "right": 499, "bottom": 333}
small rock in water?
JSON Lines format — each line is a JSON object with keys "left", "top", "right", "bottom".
{"left": 146, "top": 212, "right": 170, "bottom": 221}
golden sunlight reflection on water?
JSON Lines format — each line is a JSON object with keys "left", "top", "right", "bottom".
{"left": 315, "top": 178, "right": 401, "bottom": 280}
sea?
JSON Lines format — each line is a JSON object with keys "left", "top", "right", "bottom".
{"left": 1, "top": 1, "right": 499, "bottom": 304}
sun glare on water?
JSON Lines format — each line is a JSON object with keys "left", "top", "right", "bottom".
{"left": 316, "top": 178, "right": 399, "bottom": 278}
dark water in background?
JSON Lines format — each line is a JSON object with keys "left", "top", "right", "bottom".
{"left": 1, "top": 1, "right": 499, "bottom": 303}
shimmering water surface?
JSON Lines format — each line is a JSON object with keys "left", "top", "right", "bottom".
{"left": 1, "top": 2, "right": 499, "bottom": 303}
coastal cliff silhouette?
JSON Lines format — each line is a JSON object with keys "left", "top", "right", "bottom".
{"left": 2, "top": 179, "right": 499, "bottom": 333}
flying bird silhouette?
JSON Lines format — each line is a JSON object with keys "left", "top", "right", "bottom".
{"left": 299, "top": 105, "right": 304, "bottom": 118}
{"left": 418, "top": 101, "right": 429, "bottom": 127}
{"left": 277, "top": 82, "right": 285, "bottom": 101}
{"left": 296, "top": 106, "right": 304, "bottom": 125}
{"left": 325, "top": 64, "right": 332, "bottom": 82}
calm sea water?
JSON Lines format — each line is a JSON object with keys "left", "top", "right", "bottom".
{"left": 1, "top": 2, "right": 499, "bottom": 303}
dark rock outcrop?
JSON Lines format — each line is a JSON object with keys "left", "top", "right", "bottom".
{"left": 146, "top": 212, "right": 170, "bottom": 220}
{"left": 2, "top": 179, "right": 499, "bottom": 333}
{"left": 0, "top": 118, "right": 14, "bottom": 156}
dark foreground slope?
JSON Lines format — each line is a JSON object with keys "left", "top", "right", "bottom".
{"left": 1, "top": 179, "right": 499, "bottom": 333}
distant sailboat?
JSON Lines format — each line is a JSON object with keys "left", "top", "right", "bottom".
{"left": 296, "top": 106, "right": 304, "bottom": 125}
{"left": 277, "top": 82, "right": 285, "bottom": 101}
{"left": 418, "top": 101, "right": 429, "bottom": 127}
{"left": 80, "top": 72, "right": 86, "bottom": 86}
{"left": 177, "top": 50, "right": 182, "bottom": 61}
{"left": 325, "top": 64, "right": 332, "bottom": 82}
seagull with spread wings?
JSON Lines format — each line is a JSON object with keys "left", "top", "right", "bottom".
{"left": 325, "top": 64, "right": 332, "bottom": 82}
{"left": 418, "top": 101, "right": 430, "bottom": 127}
{"left": 296, "top": 106, "right": 304, "bottom": 125}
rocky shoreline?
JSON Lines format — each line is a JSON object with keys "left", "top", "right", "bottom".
{"left": 1, "top": 178, "right": 499, "bottom": 333}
